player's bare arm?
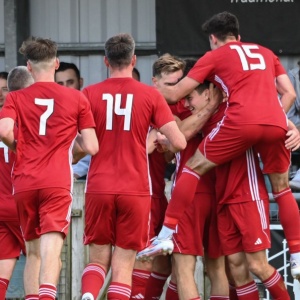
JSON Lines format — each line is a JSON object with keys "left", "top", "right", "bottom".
{"left": 161, "top": 76, "right": 200, "bottom": 104}
{"left": 72, "top": 138, "right": 87, "bottom": 164}
{"left": 76, "top": 128, "right": 99, "bottom": 156}
{"left": 158, "top": 121, "right": 186, "bottom": 153}
{"left": 276, "top": 73, "right": 296, "bottom": 113}
{"left": 147, "top": 128, "right": 158, "bottom": 154}
{"left": 0, "top": 118, "right": 16, "bottom": 151}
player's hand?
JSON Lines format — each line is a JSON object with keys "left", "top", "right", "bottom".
{"left": 155, "top": 132, "right": 170, "bottom": 153}
{"left": 285, "top": 127, "right": 300, "bottom": 151}
{"left": 208, "top": 84, "right": 224, "bottom": 109}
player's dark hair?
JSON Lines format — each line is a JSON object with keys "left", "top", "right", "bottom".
{"left": 0, "top": 71, "right": 8, "bottom": 80}
{"left": 202, "top": 11, "right": 239, "bottom": 41}
{"left": 105, "top": 33, "right": 135, "bottom": 68}
{"left": 56, "top": 62, "right": 81, "bottom": 80}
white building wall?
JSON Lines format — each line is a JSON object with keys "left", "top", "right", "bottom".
{"left": 0, "top": 0, "right": 299, "bottom": 83}
{"left": 28, "top": 0, "right": 157, "bottom": 86}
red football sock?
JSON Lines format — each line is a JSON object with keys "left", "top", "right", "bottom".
{"left": 107, "top": 282, "right": 131, "bottom": 300}
{"left": 130, "top": 269, "right": 151, "bottom": 300}
{"left": 236, "top": 281, "right": 259, "bottom": 300}
{"left": 263, "top": 270, "right": 290, "bottom": 300}
{"left": 229, "top": 284, "right": 239, "bottom": 300}
{"left": 165, "top": 281, "right": 178, "bottom": 300}
{"left": 144, "top": 272, "right": 169, "bottom": 300}
{"left": 0, "top": 278, "right": 9, "bottom": 300}
{"left": 164, "top": 167, "right": 200, "bottom": 229}
{"left": 81, "top": 263, "right": 106, "bottom": 299}
{"left": 39, "top": 283, "right": 56, "bottom": 300}
{"left": 25, "top": 295, "right": 39, "bottom": 300}
{"left": 273, "top": 188, "right": 300, "bottom": 253}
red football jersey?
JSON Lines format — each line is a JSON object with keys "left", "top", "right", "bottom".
{"left": 188, "top": 41, "right": 287, "bottom": 129}
{"left": 0, "top": 82, "right": 95, "bottom": 193}
{"left": 84, "top": 78, "right": 175, "bottom": 195}
{"left": 0, "top": 141, "right": 18, "bottom": 221}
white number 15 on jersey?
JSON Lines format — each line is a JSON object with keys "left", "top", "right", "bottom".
{"left": 230, "top": 45, "right": 266, "bottom": 71}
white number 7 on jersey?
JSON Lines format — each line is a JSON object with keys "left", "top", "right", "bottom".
{"left": 35, "top": 99, "right": 54, "bottom": 135}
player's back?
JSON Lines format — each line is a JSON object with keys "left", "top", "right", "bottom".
{"left": 190, "top": 41, "right": 287, "bottom": 128}
{"left": 5, "top": 82, "right": 93, "bottom": 192}
{"left": 84, "top": 77, "right": 174, "bottom": 195}
{"left": 0, "top": 140, "right": 18, "bottom": 220}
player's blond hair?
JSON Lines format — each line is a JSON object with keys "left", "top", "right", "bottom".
{"left": 152, "top": 53, "right": 186, "bottom": 78}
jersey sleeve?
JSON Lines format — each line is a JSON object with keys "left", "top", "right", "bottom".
{"left": 77, "top": 92, "right": 96, "bottom": 131}
{"left": 187, "top": 52, "right": 215, "bottom": 84}
{"left": 0, "top": 93, "right": 17, "bottom": 121}
{"left": 273, "top": 54, "right": 286, "bottom": 77}
{"left": 151, "top": 90, "right": 175, "bottom": 129}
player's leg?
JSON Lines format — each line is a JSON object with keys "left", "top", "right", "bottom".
{"left": 130, "top": 260, "right": 152, "bottom": 300}
{"left": 226, "top": 252, "right": 260, "bottom": 300}
{"left": 24, "top": 239, "right": 40, "bottom": 297}
{"left": 245, "top": 251, "right": 290, "bottom": 299}
{"left": 165, "top": 270, "right": 179, "bottom": 300}
{"left": 0, "top": 258, "right": 17, "bottom": 300}
{"left": 0, "top": 221, "right": 25, "bottom": 300}
{"left": 173, "top": 253, "right": 199, "bottom": 300}
{"left": 14, "top": 190, "right": 41, "bottom": 299}
{"left": 144, "top": 255, "right": 172, "bottom": 300}
{"left": 108, "top": 246, "right": 137, "bottom": 300}
{"left": 82, "top": 193, "right": 115, "bottom": 300}
{"left": 38, "top": 188, "right": 72, "bottom": 299}
{"left": 82, "top": 243, "right": 110, "bottom": 300}
{"left": 108, "top": 194, "right": 151, "bottom": 300}
{"left": 205, "top": 255, "right": 229, "bottom": 299}
{"left": 258, "top": 125, "right": 300, "bottom": 279}
{"left": 39, "top": 232, "right": 64, "bottom": 298}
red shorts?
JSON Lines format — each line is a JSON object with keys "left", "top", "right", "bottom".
{"left": 14, "top": 188, "right": 72, "bottom": 241}
{"left": 149, "top": 195, "right": 168, "bottom": 239}
{"left": 173, "top": 192, "right": 222, "bottom": 258}
{"left": 84, "top": 193, "right": 151, "bottom": 251}
{"left": 217, "top": 199, "right": 270, "bottom": 255}
{"left": 0, "top": 221, "right": 26, "bottom": 259}
{"left": 200, "top": 123, "right": 290, "bottom": 174}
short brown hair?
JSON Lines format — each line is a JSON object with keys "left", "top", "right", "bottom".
{"left": 152, "top": 53, "right": 186, "bottom": 78}
{"left": 19, "top": 36, "right": 57, "bottom": 63}
{"left": 104, "top": 33, "right": 135, "bottom": 68}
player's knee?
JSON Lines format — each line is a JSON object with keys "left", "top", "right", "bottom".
{"left": 247, "top": 259, "right": 269, "bottom": 278}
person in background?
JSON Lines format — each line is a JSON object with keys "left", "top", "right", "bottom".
{"left": 132, "top": 67, "right": 140, "bottom": 81}
{"left": 287, "top": 61, "right": 300, "bottom": 190}
{"left": 55, "top": 61, "right": 90, "bottom": 180}
{"left": 0, "top": 66, "right": 33, "bottom": 300}
{"left": 0, "top": 37, "right": 98, "bottom": 300}
{"left": 0, "top": 72, "right": 8, "bottom": 110}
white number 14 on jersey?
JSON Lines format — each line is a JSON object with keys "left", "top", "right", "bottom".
{"left": 103, "top": 93, "right": 133, "bottom": 131}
